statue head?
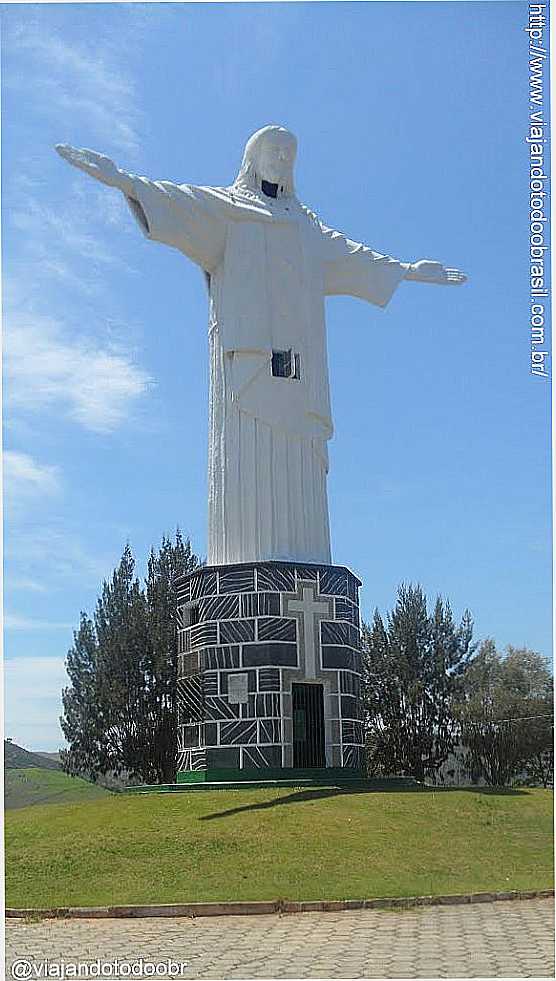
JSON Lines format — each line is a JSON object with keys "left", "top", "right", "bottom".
{"left": 235, "top": 125, "right": 297, "bottom": 198}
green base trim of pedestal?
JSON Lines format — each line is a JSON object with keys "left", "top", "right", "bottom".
{"left": 176, "top": 767, "right": 362, "bottom": 785}
{"left": 123, "top": 774, "right": 421, "bottom": 794}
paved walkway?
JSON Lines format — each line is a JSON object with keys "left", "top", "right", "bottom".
{"left": 6, "top": 898, "right": 555, "bottom": 979}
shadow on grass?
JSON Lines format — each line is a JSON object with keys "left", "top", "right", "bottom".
{"left": 200, "top": 787, "right": 358, "bottom": 820}
{"left": 199, "top": 783, "right": 529, "bottom": 821}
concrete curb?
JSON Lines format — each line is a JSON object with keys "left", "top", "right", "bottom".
{"left": 6, "top": 889, "right": 554, "bottom": 920}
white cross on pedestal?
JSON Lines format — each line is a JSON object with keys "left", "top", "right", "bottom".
{"left": 285, "top": 584, "right": 332, "bottom": 678}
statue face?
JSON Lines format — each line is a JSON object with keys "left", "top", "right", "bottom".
{"left": 255, "top": 132, "right": 296, "bottom": 186}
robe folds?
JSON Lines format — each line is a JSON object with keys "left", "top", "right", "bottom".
{"left": 127, "top": 178, "right": 408, "bottom": 566}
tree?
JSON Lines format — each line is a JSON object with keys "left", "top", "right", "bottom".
{"left": 60, "top": 611, "right": 108, "bottom": 779}
{"left": 61, "top": 532, "right": 199, "bottom": 784}
{"left": 503, "top": 648, "right": 553, "bottom": 789}
{"left": 362, "top": 583, "right": 474, "bottom": 781}
{"left": 143, "top": 532, "right": 198, "bottom": 782}
{"left": 459, "top": 642, "right": 553, "bottom": 787}
{"left": 521, "top": 693, "right": 554, "bottom": 788}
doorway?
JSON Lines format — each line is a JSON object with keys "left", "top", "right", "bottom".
{"left": 292, "top": 683, "right": 325, "bottom": 768}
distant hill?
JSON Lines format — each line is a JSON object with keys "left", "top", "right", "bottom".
{"left": 5, "top": 767, "right": 111, "bottom": 810}
{"left": 4, "top": 740, "right": 113, "bottom": 809}
{"left": 37, "top": 751, "right": 62, "bottom": 766}
{"left": 5, "top": 740, "right": 61, "bottom": 771}
{"left": 4, "top": 740, "right": 133, "bottom": 794}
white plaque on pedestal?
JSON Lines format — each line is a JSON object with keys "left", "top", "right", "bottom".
{"left": 228, "top": 673, "right": 249, "bottom": 704}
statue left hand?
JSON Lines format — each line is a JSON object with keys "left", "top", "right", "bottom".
{"left": 405, "top": 260, "right": 467, "bottom": 285}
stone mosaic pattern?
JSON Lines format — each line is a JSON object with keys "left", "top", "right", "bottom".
{"left": 7, "top": 899, "right": 554, "bottom": 979}
{"left": 176, "top": 562, "right": 363, "bottom": 773}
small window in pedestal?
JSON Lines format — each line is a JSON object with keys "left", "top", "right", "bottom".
{"left": 184, "top": 602, "right": 200, "bottom": 626}
{"left": 272, "top": 349, "right": 301, "bottom": 380}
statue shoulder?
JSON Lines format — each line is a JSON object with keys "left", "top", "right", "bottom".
{"left": 157, "top": 182, "right": 239, "bottom": 222}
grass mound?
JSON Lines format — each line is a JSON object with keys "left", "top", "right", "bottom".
{"left": 6, "top": 785, "right": 553, "bottom": 909}
{"left": 5, "top": 767, "right": 111, "bottom": 811}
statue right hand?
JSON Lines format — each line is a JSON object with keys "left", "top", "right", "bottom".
{"left": 55, "top": 144, "right": 132, "bottom": 193}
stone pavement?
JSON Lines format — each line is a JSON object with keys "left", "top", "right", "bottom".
{"left": 6, "top": 898, "right": 555, "bottom": 979}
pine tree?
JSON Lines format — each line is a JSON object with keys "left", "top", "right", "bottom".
{"left": 60, "top": 612, "right": 104, "bottom": 779}
{"left": 362, "top": 583, "right": 474, "bottom": 781}
{"left": 144, "top": 530, "right": 198, "bottom": 782}
{"left": 61, "top": 533, "right": 199, "bottom": 784}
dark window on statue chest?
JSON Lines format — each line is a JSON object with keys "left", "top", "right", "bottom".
{"left": 272, "top": 349, "right": 300, "bottom": 380}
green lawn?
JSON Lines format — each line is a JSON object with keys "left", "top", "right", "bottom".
{"left": 5, "top": 768, "right": 111, "bottom": 811}
{"left": 5, "top": 786, "right": 553, "bottom": 909}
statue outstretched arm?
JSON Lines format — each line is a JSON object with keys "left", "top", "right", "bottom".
{"left": 320, "top": 223, "right": 409, "bottom": 307}
{"left": 55, "top": 144, "right": 227, "bottom": 272}
{"left": 320, "top": 219, "right": 467, "bottom": 306}
{"left": 405, "top": 260, "right": 467, "bottom": 285}
{"left": 55, "top": 145, "right": 136, "bottom": 197}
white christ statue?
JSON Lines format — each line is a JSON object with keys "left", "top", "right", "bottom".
{"left": 56, "top": 126, "right": 466, "bottom": 568}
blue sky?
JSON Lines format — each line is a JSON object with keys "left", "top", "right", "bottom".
{"left": 2, "top": 1, "right": 551, "bottom": 750}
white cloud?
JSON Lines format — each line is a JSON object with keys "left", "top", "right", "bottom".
{"left": 4, "top": 309, "right": 153, "bottom": 433}
{"left": 90, "top": 184, "right": 134, "bottom": 230}
{"left": 4, "top": 614, "right": 73, "bottom": 631}
{"left": 5, "top": 525, "right": 116, "bottom": 588}
{"left": 3, "top": 24, "right": 151, "bottom": 435}
{"left": 3, "top": 447, "right": 62, "bottom": 534}
{"left": 4, "top": 450, "right": 62, "bottom": 521}
{"left": 7, "top": 174, "right": 138, "bottom": 304}
{"left": 6, "top": 24, "right": 141, "bottom": 154}
{"left": 8, "top": 578, "right": 48, "bottom": 594}
{"left": 4, "top": 655, "right": 69, "bottom": 751}
{"left": 3, "top": 449, "right": 61, "bottom": 498}
{"left": 11, "top": 193, "right": 125, "bottom": 269}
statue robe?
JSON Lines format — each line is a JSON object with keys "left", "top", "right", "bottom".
{"left": 126, "top": 177, "right": 408, "bottom": 566}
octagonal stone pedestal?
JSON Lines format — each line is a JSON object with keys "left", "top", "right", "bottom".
{"left": 175, "top": 560, "right": 364, "bottom": 783}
